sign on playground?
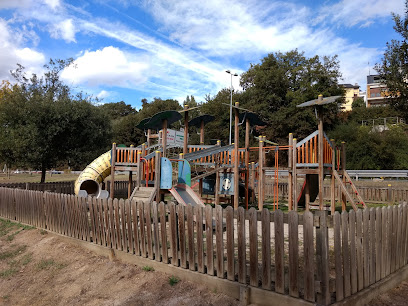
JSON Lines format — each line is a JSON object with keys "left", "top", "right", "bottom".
{"left": 162, "top": 129, "right": 187, "bottom": 146}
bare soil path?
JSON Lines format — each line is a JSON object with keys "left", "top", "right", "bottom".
{"left": 0, "top": 219, "right": 239, "bottom": 306}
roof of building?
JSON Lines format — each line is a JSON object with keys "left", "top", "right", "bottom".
{"left": 340, "top": 83, "right": 359, "bottom": 89}
{"left": 367, "top": 75, "right": 384, "bottom": 84}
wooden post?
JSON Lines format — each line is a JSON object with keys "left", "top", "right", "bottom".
{"left": 288, "top": 133, "right": 293, "bottom": 210}
{"left": 162, "top": 119, "right": 168, "bottom": 158}
{"left": 341, "top": 142, "right": 346, "bottom": 211}
{"left": 245, "top": 118, "right": 250, "bottom": 210}
{"left": 317, "top": 101, "right": 324, "bottom": 210}
{"left": 136, "top": 151, "right": 141, "bottom": 188}
{"left": 147, "top": 129, "right": 152, "bottom": 147}
{"left": 251, "top": 162, "right": 255, "bottom": 205}
{"left": 258, "top": 136, "right": 264, "bottom": 211}
{"left": 331, "top": 140, "right": 336, "bottom": 214}
{"left": 200, "top": 119, "right": 205, "bottom": 144}
{"left": 110, "top": 143, "right": 116, "bottom": 199}
{"left": 128, "top": 145, "right": 134, "bottom": 198}
{"left": 305, "top": 177, "right": 310, "bottom": 211}
{"left": 141, "top": 143, "right": 146, "bottom": 184}
{"left": 183, "top": 104, "right": 189, "bottom": 155}
{"left": 292, "top": 138, "right": 297, "bottom": 210}
{"left": 155, "top": 151, "right": 161, "bottom": 203}
{"left": 234, "top": 102, "right": 240, "bottom": 209}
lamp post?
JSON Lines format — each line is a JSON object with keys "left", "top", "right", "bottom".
{"left": 226, "top": 70, "right": 238, "bottom": 145}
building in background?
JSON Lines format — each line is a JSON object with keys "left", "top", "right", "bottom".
{"left": 339, "top": 83, "right": 360, "bottom": 111}
{"left": 366, "top": 75, "right": 390, "bottom": 107}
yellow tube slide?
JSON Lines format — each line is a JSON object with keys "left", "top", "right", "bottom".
{"left": 74, "top": 151, "right": 112, "bottom": 196}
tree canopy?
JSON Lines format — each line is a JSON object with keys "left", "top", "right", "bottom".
{"left": 376, "top": 2, "right": 408, "bottom": 117}
{"left": 0, "top": 59, "right": 111, "bottom": 182}
{"left": 239, "top": 50, "right": 344, "bottom": 143}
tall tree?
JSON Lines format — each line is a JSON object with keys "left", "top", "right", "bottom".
{"left": 0, "top": 59, "right": 111, "bottom": 182}
{"left": 376, "top": 2, "right": 408, "bottom": 116}
{"left": 240, "top": 50, "right": 343, "bottom": 143}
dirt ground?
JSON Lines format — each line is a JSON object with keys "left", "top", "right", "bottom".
{"left": 0, "top": 219, "right": 239, "bottom": 306}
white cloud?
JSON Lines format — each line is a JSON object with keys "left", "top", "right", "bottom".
{"left": 96, "top": 90, "right": 111, "bottom": 99}
{"left": 50, "top": 19, "right": 77, "bottom": 42}
{"left": 0, "top": 19, "right": 45, "bottom": 81}
{"left": 43, "top": 0, "right": 60, "bottom": 10}
{"left": 319, "top": 0, "right": 404, "bottom": 27}
{"left": 0, "top": 0, "right": 32, "bottom": 9}
{"left": 61, "top": 46, "right": 150, "bottom": 87}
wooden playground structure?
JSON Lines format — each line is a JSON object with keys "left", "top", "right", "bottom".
{"left": 91, "top": 94, "right": 365, "bottom": 213}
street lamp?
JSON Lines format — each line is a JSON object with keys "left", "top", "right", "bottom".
{"left": 226, "top": 70, "right": 238, "bottom": 145}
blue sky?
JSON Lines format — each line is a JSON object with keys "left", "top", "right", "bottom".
{"left": 0, "top": 0, "right": 404, "bottom": 109}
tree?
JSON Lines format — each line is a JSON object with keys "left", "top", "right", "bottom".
{"left": 376, "top": 2, "right": 408, "bottom": 117}
{"left": 0, "top": 59, "right": 111, "bottom": 182}
{"left": 99, "top": 101, "right": 136, "bottom": 120}
{"left": 240, "top": 50, "right": 343, "bottom": 144}
{"left": 351, "top": 97, "right": 365, "bottom": 109}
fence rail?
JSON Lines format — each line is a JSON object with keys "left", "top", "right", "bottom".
{"left": 0, "top": 181, "right": 75, "bottom": 194}
{"left": 264, "top": 181, "right": 408, "bottom": 204}
{"left": 1, "top": 187, "right": 408, "bottom": 304}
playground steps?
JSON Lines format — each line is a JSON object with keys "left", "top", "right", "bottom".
{"left": 130, "top": 186, "right": 156, "bottom": 203}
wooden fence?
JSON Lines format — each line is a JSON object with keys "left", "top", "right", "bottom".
{"left": 1, "top": 187, "right": 408, "bottom": 304}
{"left": 0, "top": 181, "right": 75, "bottom": 194}
{"left": 264, "top": 181, "right": 408, "bottom": 204}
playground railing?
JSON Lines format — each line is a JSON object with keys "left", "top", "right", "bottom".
{"left": 1, "top": 187, "right": 408, "bottom": 305}
{"left": 295, "top": 131, "right": 335, "bottom": 166}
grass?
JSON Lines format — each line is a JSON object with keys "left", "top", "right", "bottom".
{"left": 0, "top": 245, "right": 27, "bottom": 261}
{"left": 35, "top": 259, "right": 67, "bottom": 271}
{"left": 142, "top": 266, "right": 154, "bottom": 272}
{"left": 169, "top": 276, "right": 179, "bottom": 286}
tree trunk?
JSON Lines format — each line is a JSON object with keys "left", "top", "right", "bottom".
{"left": 41, "top": 163, "right": 46, "bottom": 183}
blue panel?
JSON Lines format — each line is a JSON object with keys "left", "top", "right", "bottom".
{"left": 160, "top": 157, "right": 173, "bottom": 189}
{"left": 219, "top": 173, "right": 234, "bottom": 195}
{"left": 202, "top": 177, "right": 215, "bottom": 195}
{"left": 178, "top": 160, "right": 191, "bottom": 186}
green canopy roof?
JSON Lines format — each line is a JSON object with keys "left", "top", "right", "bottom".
{"left": 144, "top": 110, "right": 182, "bottom": 130}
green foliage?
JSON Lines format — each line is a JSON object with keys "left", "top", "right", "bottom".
{"left": 99, "top": 101, "right": 136, "bottom": 120}
{"left": 0, "top": 59, "right": 111, "bottom": 180}
{"left": 142, "top": 266, "right": 154, "bottom": 272}
{"left": 239, "top": 50, "right": 343, "bottom": 143}
{"left": 200, "top": 88, "right": 243, "bottom": 145}
{"left": 329, "top": 124, "right": 408, "bottom": 169}
{"left": 351, "top": 97, "right": 365, "bottom": 109}
{"left": 169, "top": 275, "right": 179, "bottom": 286}
{"left": 376, "top": 3, "right": 408, "bottom": 118}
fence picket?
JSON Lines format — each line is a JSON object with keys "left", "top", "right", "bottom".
{"left": 178, "top": 204, "right": 187, "bottom": 268}
{"left": 196, "top": 206, "right": 204, "bottom": 273}
{"left": 261, "top": 209, "right": 271, "bottom": 290}
{"left": 288, "top": 211, "right": 299, "bottom": 297}
{"left": 249, "top": 208, "right": 258, "bottom": 287}
{"left": 238, "top": 207, "right": 246, "bottom": 284}
{"left": 274, "top": 210, "right": 284, "bottom": 294}
{"left": 303, "top": 211, "right": 315, "bottom": 302}
{"left": 158, "top": 202, "right": 167, "bottom": 263}
{"left": 205, "top": 205, "right": 214, "bottom": 276}
{"left": 186, "top": 204, "right": 194, "bottom": 271}
{"left": 334, "top": 212, "right": 344, "bottom": 301}
{"left": 215, "top": 205, "right": 224, "bottom": 279}
{"left": 226, "top": 206, "right": 234, "bottom": 281}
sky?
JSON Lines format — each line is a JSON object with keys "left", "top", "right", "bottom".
{"left": 0, "top": 0, "right": 405, "bottom": 109}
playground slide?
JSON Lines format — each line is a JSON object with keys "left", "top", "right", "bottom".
{"left": 169, "top": 184, "right": 205, "bottom": 207}
{"left": 297, "top": 174, "right": 319, "bottom": 207}
{"left": 74, "top": 151, "right": 112, "bottom": 197}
